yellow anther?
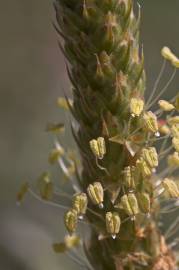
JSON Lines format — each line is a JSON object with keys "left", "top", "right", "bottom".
{"left": 130, "top": 97, "right": 144, "bottom": 117}
{"left": 172, "top": 137, "right": 179, "bottom": 152}
{"left": 168, "top": 152, "right": 179, "bottom": 167}
{"left": 48, "top": 148, "right": 64, "bottom": 164}
{"left": 123, "top": 166, "right": 135, "bottom": 190}
{"left": 105, "top": 212, "right": 121, "bottom": 239}
{"left": 64, "top": 209, "right": 78, "bottom": 234}
{"left": 162, "top": 178, "right": 179, "bottom": 198}
{"left": 120, "top": 194, "right": 139, "bottom": 219}
{"left": 158, "top": 100, "right": 174, "bottom": 112}
{"left": 175, "top": 95, "right": 179, "bottom": 111}
{"left": 64, "top": 234, "right": 81, "bottom": 249}
{"left": 136, "top": 158, "right": 152, "bottom": 177}
{"left": 17, "top": 182, "right": 29, "bottom": 204}
{"left": 120, "top": 194, "right": 133, "bottom": 217}
{"left": 161, "top": 46, "right": 179, "bottom": 68}
{"left": 128, "top": 193, "right": 140, "bottom": 216}
{"left": 143, "top": 111, "right": 159, "bottom": 136}
{"left": 159, "top": 124, "right": 170, "bottom": 135}
{"left": 168, "top": 116, "right": 179, "bottom": 125}
{"left": 72, "top": 193, "right": 88, "bottom": 219}
{"left": 57, "top": 97, "right": 73, "bottom": 110}
{"left": 89, "top": 137, "right": 106, "bottom": 159}
{"left": 141, "top": 147, "right": 158, "bottom": 168}
{"left": 87, "top": 182, "right": 104, "bottom": 208}
{"left": 171, "top": 124, "right": 179, "bottom": 138}
{"left": 39, "top": 172, "right": 53, "bottom": 200}
{"left": 137, "top": 192, "right": 150, "bottom": 214}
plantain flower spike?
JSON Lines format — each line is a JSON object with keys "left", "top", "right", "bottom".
{"left": 64, "top": 209, "right": 78, "bottom": 234}
{"left": 158, "top": 100, "right": 175, "bottom": 112}
{"left": 168, "top": 152, "right": 179, "bottom": 167}
{"left": 87, "top": 182, "right": 104, "bottom": 209}
{"left": 106, "top": 212, "right": 121, "bottom": 239}
{"left": 143, "top": 111, "right": 160, "bottom": 137}
{"left": 141, "top": 147, "right": 158, "bottom": 168}
{"left": 130, "top": 97, "right": 144, "bottom": 117}
{"left": 161, "top": 46, "right": 179, "bottom": 68}
{"left": 89, "top": 137, "right": 106, "bottom": 159}
{"left": 72, "top": 193, "right": 88, "bottom": 219}
{"left": 54, "top": 0, "right": 178, "bottom": 268}
{"left": 172, "top": 137, "right": 179, "bottom": 152}
{"left": 162, "top": 178, "right": 179, "bottom": 198}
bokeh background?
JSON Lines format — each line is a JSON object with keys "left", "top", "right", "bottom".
{"left": 0, "top": 0, "right": 179, "bottom": 269}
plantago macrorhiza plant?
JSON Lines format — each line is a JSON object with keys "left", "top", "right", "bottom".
{"left": 17, "top": 1, "right": 179, "bottom": 269}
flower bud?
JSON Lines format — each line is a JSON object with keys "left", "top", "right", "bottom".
{"left": 158, "top": 100, "right": 174, "bottom": 112}
{"left": 143, "top": 111, "right": 159, "bottom": 136}
{"left": 64, "top": 209, "right": 78, "bottom": 234}
{"left": 104, "top": 11, "right": 117, "bottom": 44}
{"left": 168, "top": 152, "right": 179, "bottom": 167}
{"left": 89, "top": 137, "right": 106, "bottom": 159}
{"left": 168, "top": 116, "right": 179, "bottom": 125}
{"left": 95, "top": 54, "right": 104, "bottom": 78}
{"left": 161, "top": 47, "right": 179, "bottom": 68}
{"left": 130, "top": 97, "right": 144, "bottom": 117}
{"left": 87, "top": 182, "right": 104, "bottom": 208}
{"left": 72, "top": 193, "right": 88, "bottom": 219}
{"left": 100, "top": 51, "right": 113, "bottom": 75}
{"left": 171, "top": 124, "right": 179, "bottom": 138}
{"left": 136, "top": 158, "right": 152, "bottom": 177}
{"left": 123, "top": 166, "right": 135, "bottom": 190}
{"left": 83, "top": 0, "right": 89, "bottom": 19}
{"left": 106, "top": 212, "right": 121, "bottom": 239}
{"left": 172, "top": 137, "right": 179, "bottom": 152}
{"left": 141, "top": 147, "right": 158, "bottom": 168}
{"left": 162, "top": 178, "right": 179, "bottom": 198}
{"left": 137, "top": 192, "right": 150, "bottom": 214}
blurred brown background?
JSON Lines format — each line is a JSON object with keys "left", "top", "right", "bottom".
{"left": 0, "top": 0, "right": 179, "bottom": 269}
